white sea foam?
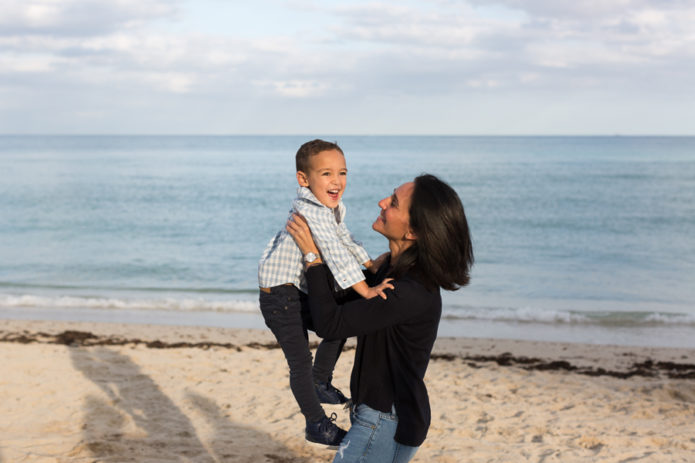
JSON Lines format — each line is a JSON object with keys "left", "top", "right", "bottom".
{"left": 3, "top": 293, "right": 694, "bottom": 327}
{"left": 441, "top": 305, "right": 695, "bottom": 326}
{"left": 0, "top": 293, "right": 259, "bottom": 314}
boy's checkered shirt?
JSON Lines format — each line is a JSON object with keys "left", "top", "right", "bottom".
{"left": 258, "top": 187, "right": 371, "bottom": 293}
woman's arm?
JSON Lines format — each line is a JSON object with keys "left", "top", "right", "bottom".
{"left": 304, "top": 263, "right": 426, "bottom": 339}
{"left": 287, "top": 214, "right": 437, "bottom": 339}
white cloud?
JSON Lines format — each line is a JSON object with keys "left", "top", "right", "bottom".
{"left": 330, "top": 2, "right": 511, "bottom": 49}
{"left": 254, "top": 79, "right": 332, "bottom": 98}
{"left": 141, "top": 71, "right": 196, "bottom": 93}
{"left": 0, "top": 0, "right": 179, "bottom": 36}
{"left": 469, "top": 0, "right": 657, "bottom": 19}
{"left": 466, "top": 78, "right": 499, "bottom": 88}
{"left": 0, "top": 52, "right": 58, "bottom": 72}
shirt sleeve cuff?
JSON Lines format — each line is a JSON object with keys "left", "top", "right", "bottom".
{"left": 332, "top": 272, "right": 366, "bottom": 290}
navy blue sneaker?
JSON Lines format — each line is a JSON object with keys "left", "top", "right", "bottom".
{"left": 314, "top": 381, "right": 349, "bottom": 404}
{"left": 305, "top": 412, "right": 347, "bottom": 448}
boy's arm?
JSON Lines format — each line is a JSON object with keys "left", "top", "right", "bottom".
{"left": 335, "top": 220, "right": 371, "bottom": 268}
{"left": 294, "top": 201, "right": 367, "bottom": 290}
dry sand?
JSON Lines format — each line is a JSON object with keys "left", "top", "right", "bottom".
{"left": 1, "top": 319, "right": 694, "bottom": 462}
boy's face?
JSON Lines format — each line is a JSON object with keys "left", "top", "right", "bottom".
{"left": 296, "top": 149, "right": 347, "bottom": 209}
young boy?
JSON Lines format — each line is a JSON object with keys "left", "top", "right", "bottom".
{"left": 258, "top": 139, "right": 387, "bottom": 447}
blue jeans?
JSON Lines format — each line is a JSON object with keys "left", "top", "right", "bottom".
{"left": 333, "top": 404, "right": 419, "bottom": 463}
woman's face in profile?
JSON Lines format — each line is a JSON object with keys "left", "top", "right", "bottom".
{"left": 372, "top": 182, "right": 414, "bottom": 241}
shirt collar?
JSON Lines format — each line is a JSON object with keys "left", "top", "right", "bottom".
{"left": 297, "top": 186, "right": 345, "bottom": 217}
{"left": 297, "top": 186, "right": 332, "bottom": 207}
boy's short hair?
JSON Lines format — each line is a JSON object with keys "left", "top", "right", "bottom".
{"left": 296, "top": 139, "right": 344, "bottom": 173}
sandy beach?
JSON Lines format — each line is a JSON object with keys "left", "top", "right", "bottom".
{"left": 1, "top": 319, "right": 694, "bottom": 463}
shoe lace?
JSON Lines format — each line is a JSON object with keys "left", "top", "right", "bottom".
{"left": 321, "top": 412, "right": 339, "bottom": 432}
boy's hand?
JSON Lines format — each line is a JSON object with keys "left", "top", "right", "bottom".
{"left": 365, "top": 278, "right": 394, "bottom": 300}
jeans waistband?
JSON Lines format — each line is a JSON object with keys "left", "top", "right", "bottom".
{"left": 259, "top": 283, "right": 296, "bottom": 295}
{"left": 353, "top": 403, "right": 398, "bottom": 421}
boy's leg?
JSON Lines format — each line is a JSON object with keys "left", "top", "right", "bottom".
{"left": 259, "top": 286, "right": 325, "bottom": 423}
{"left": 299, "top": 293, "right": 349, "bottom": 403}
{"left": 313, "top": 337, "right": 349, "bottom": 404}
{"left": 312, "top": 337, "right": 346, "bottom": 384}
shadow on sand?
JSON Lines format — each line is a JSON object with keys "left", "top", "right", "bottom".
{"left": 69, "top": 347, "right": 314, "bottom": 463}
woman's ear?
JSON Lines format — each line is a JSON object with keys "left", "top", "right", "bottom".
{"left": 296, "top": 171, "right": 309, "bottom": 187}
{"left": 405, "top": 229, "right": 417, "bottom": 241}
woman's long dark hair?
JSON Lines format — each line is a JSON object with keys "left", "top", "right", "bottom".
{"left": 390, "top": 174, "right": 474, "bottom": 291}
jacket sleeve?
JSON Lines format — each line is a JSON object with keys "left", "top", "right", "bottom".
{"left": 305, "top": 264, "right": 429, "bottom": 340}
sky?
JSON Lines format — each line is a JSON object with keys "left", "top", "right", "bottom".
{"left": 1, "top": 0, "right": 694, "bottom": 135}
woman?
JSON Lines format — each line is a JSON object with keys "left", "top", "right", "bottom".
{"left": 286, "top": 173, "right": 473, "bottom": 462}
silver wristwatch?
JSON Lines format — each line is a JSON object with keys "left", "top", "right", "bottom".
{"left": 303, "top": 252, "right": 318, "bottom": 264}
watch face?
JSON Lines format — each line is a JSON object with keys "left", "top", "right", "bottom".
{"left": 304, "top": 252, "right": 317, "bottom": 263}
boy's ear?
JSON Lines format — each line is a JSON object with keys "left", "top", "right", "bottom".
{"left": 405, "top": 229, "right": 417, "bottom": 241}
{"left": 296, "top": 171, "right": 310, "bottom": 187}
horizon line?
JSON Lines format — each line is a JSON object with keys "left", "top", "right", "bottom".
{"left": 2, "top": 133, "right": 695, "bottom": 137}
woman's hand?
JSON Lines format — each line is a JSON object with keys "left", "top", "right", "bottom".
{"left": 286, "top": 213, "right": 320, "bottom": 258}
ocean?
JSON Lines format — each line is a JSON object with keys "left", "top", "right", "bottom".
{"left": 1, "top": 135, "right": 694, "bottom": 348}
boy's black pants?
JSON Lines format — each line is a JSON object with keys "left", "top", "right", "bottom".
{"left": 259, "top": 284, "right": 346, "bottom": 423}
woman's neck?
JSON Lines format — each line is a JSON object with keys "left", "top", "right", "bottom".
{"left": 388, "top": 239, "right": 414, "bottom": 262}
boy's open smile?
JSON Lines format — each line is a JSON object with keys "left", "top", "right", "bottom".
{"left": 327, "top": 188, "right": 340, "bottom": 202}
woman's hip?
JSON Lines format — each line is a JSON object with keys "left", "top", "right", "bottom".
{"left": 333, "top": 403, "right": 418, "bottom": 463}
